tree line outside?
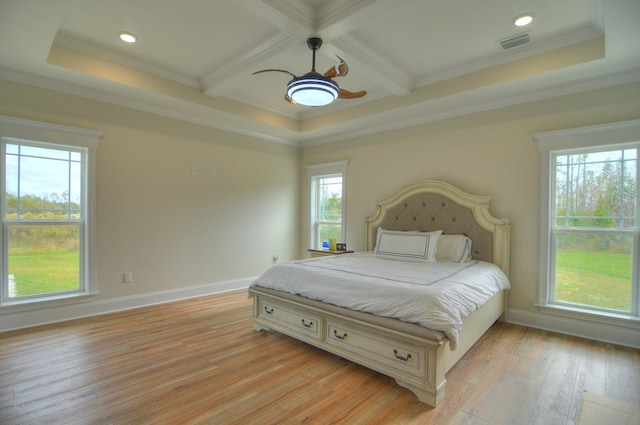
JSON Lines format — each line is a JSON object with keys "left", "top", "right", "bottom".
{"left": 319, "top": 192, "right": 342, "bottom": 244}
{"left": 317, "top": 176, "right": 343, "bottom": 245}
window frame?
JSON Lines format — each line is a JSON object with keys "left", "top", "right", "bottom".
{"left": 0, "top": 116, "right": 101, "bottom": 308}
{"left": 305, "top": 161, "right": 348, "bottom": 250}
{"left": 535, "top": 120, "right": 640, "bottom": 324}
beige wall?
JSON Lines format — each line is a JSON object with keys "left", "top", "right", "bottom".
{"left": 2, "top": 76, "right": 639, "bottom": 338}
{"left": 0, "top": 79, "right": 299, "bottom": 302}
{"left": 300, "top": 81, "right": 640, "bottom": 314}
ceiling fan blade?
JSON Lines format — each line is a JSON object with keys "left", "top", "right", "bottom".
{"left": 252, "top": 69, "right": 297, "bottom": 79}
{"left": 323, "top": 56, "right": 349, "bottom": 78}
{"left": 285, "top": 94, "right": 297, "bottom": 104}
{"left": 338, "top": 88, "right": 367, "bottom": 99}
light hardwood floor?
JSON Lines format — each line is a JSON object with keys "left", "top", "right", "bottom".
{"left": 1, "top": 290, "right": 639, "bottom": 425}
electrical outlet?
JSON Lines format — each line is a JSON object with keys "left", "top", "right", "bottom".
{"left": 123, "top": 272, "right": 133, "bottom": 283}
{"left": 273, "top": 254, "right": 279, "bottom": 264}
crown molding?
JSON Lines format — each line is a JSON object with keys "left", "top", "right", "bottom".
{"left": 0, "top": 66, "right": 300, "bottom": 146}
{"left": 1, "top": 62, "right": 637, "bottom": 149}
{"left": 301, "top": 67, "right": 640, "bottom": 147}
{"left": 416, "top": 26, "right": 603, "bottom": 88}
{"left": 53, "top": 33, "right": 200, "bottom": 89}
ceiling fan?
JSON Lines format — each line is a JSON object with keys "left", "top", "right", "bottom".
{"left": 253, "top": 37, "right": 367, "bottom": 107}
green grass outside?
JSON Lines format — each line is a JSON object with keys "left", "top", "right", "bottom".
{"left": 555, "top": 250, "right": 631, "bottom": 311}
{"left": 9, "top": 251, "right": 79, "bottom": 297}
{"left": 8, "top": 249, "right": 633, "bottom": 312}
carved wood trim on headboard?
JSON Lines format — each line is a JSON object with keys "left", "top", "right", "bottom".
{"left": 364, "top": 180, "right": 510, "bottom": 276}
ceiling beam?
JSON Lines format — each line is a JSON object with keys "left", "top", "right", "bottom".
{"left": 201, "top": 0, "right": 315, "bottom": 96}
{"left": 324, "top": 34, "right": 413, "bottom": 96}
{"left": 200, "top": 33, "right": 298, "bottom": 97}
{"left": 234, "top": 0, "right": 314, "bottom": 41}
{"left": 315, "top": 0, "right": 415, "bottom": 41}
{"left": 203, "top": 0, "right": 414, "bottom": 98}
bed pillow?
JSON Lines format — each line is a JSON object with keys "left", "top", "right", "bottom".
{"left": 374, "top": 229, "right": 442, "bottom": 262}
{"left": 436, "top": 234, "right": 473, "bottom": 262}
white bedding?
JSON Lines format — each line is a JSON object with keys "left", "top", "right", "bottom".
{"left": 250, "top": 252, "right": 510, "bottom": 349}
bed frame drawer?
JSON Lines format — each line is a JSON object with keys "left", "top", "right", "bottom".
{"left": 257, "top": 298, "right": 321, "bottom": 340}
{"left": 326, "top": 320, "right": 426, "bottom": 376}
{"left": 251, "top": 288, "right": 449, "bottom": 406}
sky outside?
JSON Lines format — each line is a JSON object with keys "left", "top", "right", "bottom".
{"left": 4, "top": 141, "right": 82, "bottom": 204}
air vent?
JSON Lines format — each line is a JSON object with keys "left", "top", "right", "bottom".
{"left": 499, "top": 33, "right": 530, "bottom": 50}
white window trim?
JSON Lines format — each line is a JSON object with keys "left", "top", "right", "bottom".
{"left": 305, "top": 160, "right": 348, "bottom": 250}
{"left": 534, "top": 119, "right": 640, "bottom": 329}
{"left": 0, "top": 116, "right": 101, "bottom": 311}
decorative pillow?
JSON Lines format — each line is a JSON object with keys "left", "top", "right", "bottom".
{"left": 374, "top": 229, "right": 442, "bottom": 262}
{"left": 436, "top": 234, "right": 473, "bottom": 262}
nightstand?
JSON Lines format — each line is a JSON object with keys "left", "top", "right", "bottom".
{"left": 307, "top": 249, "right": 354, "bottom": 258}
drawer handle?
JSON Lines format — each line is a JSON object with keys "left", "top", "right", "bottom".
{"left": 393, "top": 349, "right": 412, "bottom": 362}
{"left": 301, "top": 319, "right": 314, "bottom": 328}
{"left": 264, "top": 306, "right": 274, "bottom": 314}
{"left": 333, "top": 330, "right": 348, "bottom": 340}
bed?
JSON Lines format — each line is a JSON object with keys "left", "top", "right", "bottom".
{"left": 249, "top": 180, "right": 510, "bottom": 406}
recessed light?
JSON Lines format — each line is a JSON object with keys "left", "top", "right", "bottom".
{"left": 118, "top": 31, "right": 137, "bottom": 43}
{"left": 513, "top": 13, "right": 534, "bottom": 27}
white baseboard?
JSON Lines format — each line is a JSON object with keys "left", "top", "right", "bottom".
{"left": 507, "top": 308, "right": 640, "bottom": 349}
{"left": 0, "top": 277, "right": 254, "bottom": 333}
{"left": 5, "top": 287, "right": 638, "bottom": 350}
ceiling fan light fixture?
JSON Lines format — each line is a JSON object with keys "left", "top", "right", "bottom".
{"left": 254, "top": 36, "right": 364, "bottom": 107}
{"left": 287, "top": 74, "right": 339, "bottom": 106}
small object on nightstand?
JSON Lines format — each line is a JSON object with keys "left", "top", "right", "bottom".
{"left": 307, "top": 248, "right": 354, "bottom": 258}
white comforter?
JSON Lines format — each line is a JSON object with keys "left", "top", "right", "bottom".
{"left": 251, "top": 252, "right": 510, "bottom": 349}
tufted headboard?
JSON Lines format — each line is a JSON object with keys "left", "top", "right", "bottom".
{"left": 364, "top": 180, "right": 510, "bottom": 276}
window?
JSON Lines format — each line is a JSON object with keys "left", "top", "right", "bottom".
{"left": 536, "top": 120, "right": 640, "bottom": 321}
{"left": 305, "top": 161, "right": 347, "bottom": 250}
{"left": 0, "top": 116, "right": 100, "bottom": 306}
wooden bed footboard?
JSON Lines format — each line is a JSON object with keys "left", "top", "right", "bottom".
{"left": 250, "top": 287, "right": 506, "bottom": 406}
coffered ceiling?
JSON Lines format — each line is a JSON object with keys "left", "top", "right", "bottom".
{"left": 0, "top": 0, "right": 638, "bottom": 145}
